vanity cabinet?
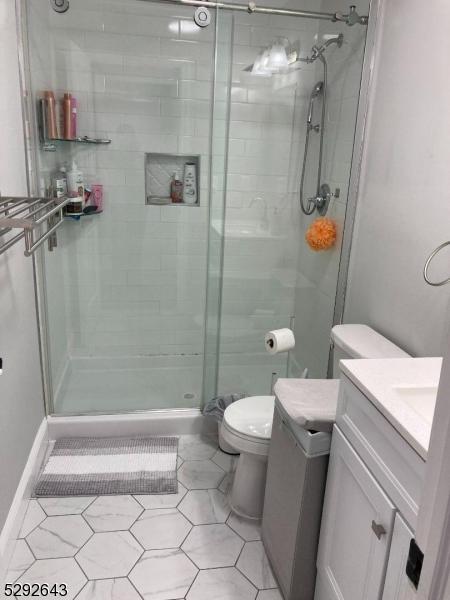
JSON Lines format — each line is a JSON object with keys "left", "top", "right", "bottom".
{"left": 382, "top": 514, "right": 415, "bottom": 600}
{"left": 315, "top": 428, "right": 395, "bottom": 600}
{"left": 315, "top": 375, "right": 425, "bottom": 600}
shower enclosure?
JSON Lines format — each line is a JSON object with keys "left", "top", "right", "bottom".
{"left": 18, "top": 0, "right": 371, "bottom": 415}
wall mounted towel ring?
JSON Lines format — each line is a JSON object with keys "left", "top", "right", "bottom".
{"left": 423, "top": 241, "right": 450, "bottom": 287}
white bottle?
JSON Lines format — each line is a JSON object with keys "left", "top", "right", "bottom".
{"left": 183, "top": 163, "right": 197, "bottom": 205}
{"left": 52, "top": 166, "right": 67, "bottom": 198}
{"left": 66, "top": 160, "right": 84, "bottom": 215}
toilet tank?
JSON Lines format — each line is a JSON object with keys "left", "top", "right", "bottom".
{"left": 331, "top": 324, "right": 410, "bottom": 378}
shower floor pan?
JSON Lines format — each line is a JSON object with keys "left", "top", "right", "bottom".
{"left": 53, "top": 355, "right": 203, "bottom": 415}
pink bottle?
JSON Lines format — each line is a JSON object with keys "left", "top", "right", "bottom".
{"left": 70, "top": 97, "right": 77, "bottom": 139}
{"left": 91, "top": 184, "right": 103, "bottom": 213}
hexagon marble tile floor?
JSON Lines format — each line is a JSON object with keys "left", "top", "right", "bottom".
{"left": 5, "top": 434, "right": 283, "bottom": 600}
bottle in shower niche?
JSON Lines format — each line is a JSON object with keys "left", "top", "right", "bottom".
{"left": 52, "top": 166, "right": 67, "bottom": 199}
{"left": 171, "top": 171, "right": 183, "bottom": 203}
{"left": 183, "top": 163, "right": 197, "bottom": 205}
{"left": 66, "top": 160, "right": 84, "bottom": 215}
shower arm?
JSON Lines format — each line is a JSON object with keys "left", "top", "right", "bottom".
{"left": 297, "top": 34, "right": 344, "bottom": 65}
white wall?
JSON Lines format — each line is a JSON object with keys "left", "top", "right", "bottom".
{"left": 344, "top": 0, "right": 450, "bottom": 357}
{"left": 0, "top": 0, "right": 45, "bottom": 532}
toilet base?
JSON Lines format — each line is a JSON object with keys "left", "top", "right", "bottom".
{"left": 219, "top": 428, "right": 240, "bottom": 455}
{"left": 230, "top": 451, "right": 269, "bottom": 520}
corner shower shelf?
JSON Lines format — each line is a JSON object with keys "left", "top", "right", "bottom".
{"left": 38, "top": 99, "right": 111, "bottom": 151}
{"left": 41, "top": 136, "right": 112, "bottom": 152}
{"left": 65, "top": 210, "right": 103, "bottom": 221}
{"left": 0, "top": 195, "right": 69, "bottom": 257}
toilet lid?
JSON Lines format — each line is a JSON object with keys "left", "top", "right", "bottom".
{"left": 223, "top": 396, "right": 275, "bottom": 440}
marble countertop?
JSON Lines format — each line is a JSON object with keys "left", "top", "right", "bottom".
{"left": 340, "top": 357, "right": 443, "bottom": 460}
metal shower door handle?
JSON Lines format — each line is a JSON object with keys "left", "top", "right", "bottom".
{"left": 423, "top": 241, "right": 450, "bottom": 287}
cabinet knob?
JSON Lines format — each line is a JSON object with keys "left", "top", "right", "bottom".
{"left": 371, "top": 520, "right": 386, "bottom": 539}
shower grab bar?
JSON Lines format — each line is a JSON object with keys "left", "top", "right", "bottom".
{"left": 423, "top": 241, "right": 450, "bottom": 287}
{"left": 0, "top": 195, "right": 69, "bottom": 257}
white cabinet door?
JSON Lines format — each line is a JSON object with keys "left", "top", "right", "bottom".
{"left": 382, "top": 514, "right": 416, "bottom": 600}
{"left": 315, "top": 427, "right": 396, "bottom": 600}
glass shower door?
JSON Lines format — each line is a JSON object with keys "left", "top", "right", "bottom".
{"left": 24, "top": 0, "right": 230, "bottom": 414}
{"left": 212, "top": 4, "right": 370, "bottom": 396}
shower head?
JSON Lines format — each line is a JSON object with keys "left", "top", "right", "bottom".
{"left": 245, "top": 38, "right": 292, "bottom": 77}
{"left": 307, "top": 81, "right": 324, "bottom": 125}
{"left": 244, "top": 31, "right": 343, "bottom": 77}
{"left": 310, "top": 34, "right": 344, "bottom": 62}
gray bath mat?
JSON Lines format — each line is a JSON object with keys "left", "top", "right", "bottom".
{"left": 34, "top": 436, "right": 178, "bottom": 497}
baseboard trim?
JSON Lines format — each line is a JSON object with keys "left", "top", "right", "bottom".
{"left": 0, "top": 419, "right": 49, "bottom": 582}
{"left": 47, "top": 409, "right": 218, "bottom": 440}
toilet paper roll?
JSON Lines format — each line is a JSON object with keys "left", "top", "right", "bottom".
{"left": 265, "top": 328, "right": 295, "bottom": 355}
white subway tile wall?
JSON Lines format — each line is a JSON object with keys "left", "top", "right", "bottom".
{"left": 26, "top": 0, "right": 367, "bottom": 410}
{"left": 28, "top": 0, "right": 215, "bottom": 411}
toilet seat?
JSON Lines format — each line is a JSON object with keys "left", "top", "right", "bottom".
{"left": 221, "top": 396, "right": 275, "bottom": 456}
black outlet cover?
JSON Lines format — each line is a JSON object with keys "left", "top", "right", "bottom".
{"left": 406, "top": 538, "right": 424, "bottom": 589}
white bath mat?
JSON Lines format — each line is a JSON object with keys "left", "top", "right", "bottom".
{"left": 34, "top": 436, "right": 178, "bottom": 496}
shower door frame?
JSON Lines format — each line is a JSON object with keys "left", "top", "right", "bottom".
{"left": 14, "top": 0, "right": 380, "bottom": 417}
{"left": 331, "top": 0, "right": 382, "bottom": 341}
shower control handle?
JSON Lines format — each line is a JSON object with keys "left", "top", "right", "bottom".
{"left": 309, "top": 184, "right": 339, "bottom": 216}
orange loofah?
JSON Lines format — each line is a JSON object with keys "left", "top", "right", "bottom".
{"left": 305, "top": 217, "right": 337, "bottom": 251}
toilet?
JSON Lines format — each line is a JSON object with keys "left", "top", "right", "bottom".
{"left": 220, "top": 395, "right": 275, "bottom": 519}
{"left": 220, "top": 324, "right": 410, "bottom": 520}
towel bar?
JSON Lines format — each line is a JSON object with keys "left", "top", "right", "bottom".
{"left": 423, "top": 241, "right": 450, "bottom": 287}
{"left": 0, "top": 195, "right": 69, "bottom": 257}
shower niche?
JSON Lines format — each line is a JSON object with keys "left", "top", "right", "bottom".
{"left": 145, "top": 153, "right": 200, "bottom": 206}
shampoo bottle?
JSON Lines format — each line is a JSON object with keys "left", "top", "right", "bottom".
{"left": 171, "top": 171, "right": 183, "bottom": 203}
{"left": 63, "top": 93, "right": 73, "bottom": 139}
{"left": 70, "top": 97, "right": 77, "bottom": 139}
{"left": 44, "top": 91, "right": 58, "bottom": 139}
{"left": 183, "top": 163, "right": 197, "bottom": 205}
